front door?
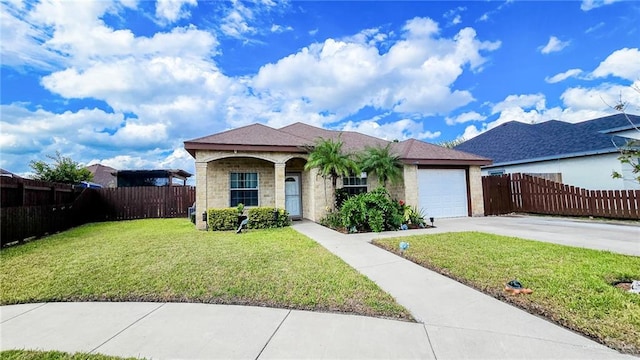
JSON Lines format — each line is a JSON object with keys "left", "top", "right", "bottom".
{"left": 285, "top": 174, "right": 301, "bottom": 218}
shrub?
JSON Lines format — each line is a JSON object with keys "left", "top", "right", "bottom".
{"left": 320, "top": 210, "right": 343, "bottom": 229}
{"left": 401, "top": 204, "right": 426, "bottom": 227}
{"left": 207, "top": 208, "right": 238, "bottom": 231}
{"left": 248, "top": 207, "right": 291, "bottom": 229}
{"left": 334, "top": 188, "right": 351, "bottom": 209}
{"left": 340, "top": 187, "right": 403, "bottom": 232}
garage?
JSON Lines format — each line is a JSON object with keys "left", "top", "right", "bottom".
{"left": 417, "top": 168, "right": 468, "bottom": 218}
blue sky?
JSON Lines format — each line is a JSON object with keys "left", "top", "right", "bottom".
{"left": 2, "top": 0, "right": 639, "bottom": 178}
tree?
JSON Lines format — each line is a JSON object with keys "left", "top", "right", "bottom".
{"left": 29, "top": 152, "right": 94, "bottom": 184}
{"left": 358, "top": 144, "right": 404, "bottom": 188}
{"left": 304, "top": 137, "right": 359, "bottom": 199}
{"left": 608, "top": 85, "right": 640, "bottom": 184}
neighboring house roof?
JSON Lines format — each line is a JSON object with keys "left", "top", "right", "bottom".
{"left": 0, "top": 168, "right": 21, "bottom": 178}
{"left": 86, "top": 163, "right": 117, "bottom": 187}
{"left": 114, "top": 169, "right": 193, "bottom": 178}
{"left": 454, "top": 114, "right": 638, "bottom": 167}
{"left": 575, "top": 113, "right": 640, "bottom": 133}
{"left": 185, "top": 122, "right": 491, "bottom": 166}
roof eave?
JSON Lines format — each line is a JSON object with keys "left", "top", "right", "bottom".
{"left": 483, "top": 147, "right": 621, "bottom": 168}
{"left": 184, "top": 142, "right": 308, "bottom": 156}
{"left": 401, "top": 158, "right": 493, "bottom": 166}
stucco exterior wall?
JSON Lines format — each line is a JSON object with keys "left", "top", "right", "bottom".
{"left": 468, "top": 165, "right": 485, "bottom": 216}
{"left": 482, "top": 153, "right": 640, "bottom": 190}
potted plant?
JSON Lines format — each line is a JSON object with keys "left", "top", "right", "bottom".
{"left": 236, "top": 203, "right": 247, "bottom": 227}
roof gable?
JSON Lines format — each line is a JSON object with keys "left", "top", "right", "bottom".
{"left": 187, "top": 123, "right": 308, "bottom": 147}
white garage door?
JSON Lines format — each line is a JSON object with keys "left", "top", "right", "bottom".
{"left": 417, "top": 169, "right": 468, "bottom": 218}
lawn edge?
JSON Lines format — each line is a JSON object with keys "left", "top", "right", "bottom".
{"left": 0, "top": 297, "right": 415, "bottom": 323}
{"left": 371, "top": 239, "right": 639, "bottom": 355}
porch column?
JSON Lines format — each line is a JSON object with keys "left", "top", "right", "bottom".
{"left": 274, "top": 162, "right": 286, "bottom": 209}
{"left": 195, "top": 161, "right": 208, "bottom": 230}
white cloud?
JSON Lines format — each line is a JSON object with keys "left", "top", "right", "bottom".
{"left": 443, "top": 6, "right": 465, "bottom": 26}
{"left": 539, "top": 36, "right": 570, "bottom": 54}
{"left": 271, "top": 24, "right": 293, "bottom": 33}
{"left": 221, "top": 8, "right": 256, "bottom": 38}
{"left": 477, "top": 0, "right": 513, "bottom": 22}
{"left": 0, "top": 2, "right": 65, "bottom": 69}
{"left": 491, "top": 94, "right": 546, "bottom": 114}
{"left": 585, "top": 22, "right": 605, "bottom": 34}
{"left": 545, "top": 68, "right": 583, "bottom": 83}
{"left": 155, "top": 0, "right": 197, "bottom": 24}
{"left": 445, "top": 111, "right": 486, "bottom": 125}
{"left": 252, "top": 18, "right": 500, "bottom": 122}
{"left": 590, "top": 48, "right": 640, "bottom": 81}
{"left": 561, "top": 81, "right": 640, "bottom": 112}
{"left": 218, "top": 0, "right": 286, "bottom": 39}
{"left": 581, "top": 0, "right": 621, "bottom": 11}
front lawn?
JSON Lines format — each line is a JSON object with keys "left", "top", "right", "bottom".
{"left": 0, "top": 350, "right": 139, "bottom": 360}
{"left": 0, "top": 219, "right": 410, "bottom": 320}
{"left": 374, "top": 232, "right": 640, "bottom": 354}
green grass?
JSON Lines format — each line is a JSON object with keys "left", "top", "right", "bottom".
{"left": 374, "top": 232, "right": 640, "bottom": 354}
{"left": 0, "top": 350, "right": 140, "bottom": 360}
{"left": 0, "top": 219, "right": 410, "bottom": 320}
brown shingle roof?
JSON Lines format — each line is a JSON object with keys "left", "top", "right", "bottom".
{"left": 392, "top": 139, "right": 491, "bottom": 165}
{"left": 184, "top": 123, "right": 310, "bottom": 156}
{"left": 279, "top": 122, "right": 389, "bottom": 153}
{"left": 185, "top": 122, "right": 491, "bottom": 165}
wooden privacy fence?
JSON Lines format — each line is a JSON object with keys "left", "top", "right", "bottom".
{"left": 1, "top": 183, "right": 195, "bottom": 247}
{"left": 98, "top": 186, "right": 195, "bottom": 221}
{"left": 483, "top": 173, "right": 640, "bottom": 219}
{"left": 0, "top": 176, "right": 79, "bottom": 207}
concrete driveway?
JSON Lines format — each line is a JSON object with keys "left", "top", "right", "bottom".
{"left": 369, "top": 215, "right": 640, "bottom": 256}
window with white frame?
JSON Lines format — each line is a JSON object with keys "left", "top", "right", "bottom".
{"left": 342, "top": 172, "right": 368, "bottom": 196}
{"left": 230, "top": 172, "right": 259, "bottom": 207}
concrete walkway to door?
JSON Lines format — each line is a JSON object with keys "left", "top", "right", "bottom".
{"left": 291, "top": 219, "right": 635, "bottom": 359}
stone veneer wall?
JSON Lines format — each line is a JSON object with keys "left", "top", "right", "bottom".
{"left": 468, "top": 165, "right": 485, "bottom": 216}
{"left": 401, "top": 165, "right": 419, "bottom": 207}
{"left": 207, "top": 158, "right": 276, "bottom": 209}
{"left": 194, "top": 150, "right": 303, "bottom": 230}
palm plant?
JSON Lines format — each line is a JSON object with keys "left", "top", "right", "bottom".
{"left": 304, "top": 136, "right": 359, "bottom": 193}
{"left": 358, "top": 144, "right": 403, "bottom": 188}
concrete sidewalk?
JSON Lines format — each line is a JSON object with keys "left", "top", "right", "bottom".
{"left": 291, "top": 220, "right": 634, "bottom": 359}
{"left": 1, "top": 302, "right": 431, "bottom": 359}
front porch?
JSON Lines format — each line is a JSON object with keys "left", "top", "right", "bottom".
{"left": 194, "top": 150, "right": 330, "bottom": 230}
